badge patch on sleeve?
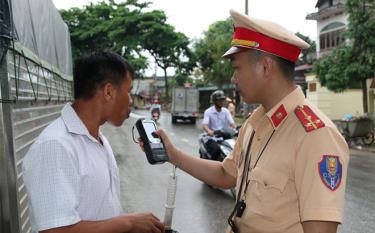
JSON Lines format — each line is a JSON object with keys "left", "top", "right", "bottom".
{"left": 318, "top": 155, "right": 342, "bottom": 191}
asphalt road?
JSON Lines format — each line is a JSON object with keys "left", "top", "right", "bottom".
{"left": 101, "top": 110, "right": 375, "bottom": 233}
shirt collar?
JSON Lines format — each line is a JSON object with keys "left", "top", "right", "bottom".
{"left": 61, "top": 103, "right": 102, "bottom": 142}
{"left": 249, "top": 86, "right": 305, "bottom": 130}
{"left": 211, "top": 106, "right": 222, "bottom": 113}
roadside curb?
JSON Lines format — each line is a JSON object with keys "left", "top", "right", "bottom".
{"left": 350, "top": 145, "right": 375, "bottom": 154}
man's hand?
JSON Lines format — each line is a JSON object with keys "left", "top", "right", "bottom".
{"left": 40, "top": 212, "right": 164, "bottom": 233}
{"left": 125, "top": 212, "right": 165, "bottom": 233}
{"left": 207, "top": 129, "right": 214, "bottom": 136}
{"left": 302, "top": 221, "right": 338, "bottom": 233}
{"left": 203, "top": 124, "right": 214, "bottom": 136}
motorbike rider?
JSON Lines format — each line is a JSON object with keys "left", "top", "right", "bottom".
{"left": 202, "top": 90, "right": 236, "bottom": 160}
{"left": 150, "top": 99, "right": 161, "bottom": 116}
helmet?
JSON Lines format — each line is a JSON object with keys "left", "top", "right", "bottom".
{"left": 211, "top": 90, "right": 226, "bottom": 103}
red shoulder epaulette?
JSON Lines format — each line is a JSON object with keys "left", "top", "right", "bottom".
{"left": 294, "top": 105, "right": 325, "bottom": 132}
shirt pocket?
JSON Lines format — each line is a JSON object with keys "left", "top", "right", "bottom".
{"left": 246, "top": 167, "right": 289, "bottom": 218}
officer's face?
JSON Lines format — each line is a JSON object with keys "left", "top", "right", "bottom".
{"left": 231, "top": 50, "right": 265, "bottom": 104}
{"left": 108, "top": 73, "right": 133, "bottom": 126}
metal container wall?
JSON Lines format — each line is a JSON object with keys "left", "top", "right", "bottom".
{"left": 0, "top": 48, "right": 73, "bottom": 233}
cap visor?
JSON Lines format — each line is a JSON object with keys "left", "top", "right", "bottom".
{"left": 222, "top": 46, "right": 248, "bottom": 58}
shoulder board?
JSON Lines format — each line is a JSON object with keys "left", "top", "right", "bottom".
{"left": 294, "top": 105, "right": 325, "bottom": 132}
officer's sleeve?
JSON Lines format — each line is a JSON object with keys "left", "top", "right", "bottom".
{"left": 295, "top": 126, "right": 349, "bottom": 223}
{"left": 22, "top": 139, "right": 81, "bottom": 231}
{"left": 222, "top": 124, "right": 246, "bottom": 178}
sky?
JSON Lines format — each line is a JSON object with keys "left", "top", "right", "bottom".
{"left": 53, "top": 0, "right": 319, "bottom": 40}
{"left": 52, "top": 0, "right": 319, "bottom": 75}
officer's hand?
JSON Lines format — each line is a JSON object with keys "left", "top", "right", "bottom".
{"left": 153, "top": 129, "right": 178, "bottom": 165}
{"left": 207, "top": 129, "right": 214, "bottom": 137}
{"left": 125, "top": 212, "right": 165, "bottom": 233}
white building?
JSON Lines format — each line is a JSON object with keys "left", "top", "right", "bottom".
{"left": 305, "top": 0, "right": 370, "bottom": 120}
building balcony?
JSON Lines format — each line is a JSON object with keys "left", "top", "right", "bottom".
{"left": 306, "top": 3, "right": 345, "bottom": 20}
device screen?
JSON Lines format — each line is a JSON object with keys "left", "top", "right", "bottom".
{"left": 144, "top": 121, "right": 161, "bottom": 143}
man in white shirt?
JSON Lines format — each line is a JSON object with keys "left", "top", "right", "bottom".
{"left": 22, "top": 51, "right": 164, "bottom": 233}
{"left": 202, "top": 90, "right": 235, "bottom": 160}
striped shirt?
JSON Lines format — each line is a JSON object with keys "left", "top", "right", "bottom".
{"left": 23, "top": 104, "right": 122, "bottom": 231}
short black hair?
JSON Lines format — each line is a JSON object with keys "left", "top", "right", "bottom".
{"left": 248, "top": 50, "right": 295, "bottom": 81}
{"left": 73, "top": 50, "right": 134, "bottom": 100}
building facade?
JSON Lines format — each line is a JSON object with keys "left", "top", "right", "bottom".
{"left": 305, "top": 0, "right": 374, "bottom": 119}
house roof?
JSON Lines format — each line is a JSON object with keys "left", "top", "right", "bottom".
{"left": 295, "top": 64, "right": 313, "bottom": 71}
{"left": 315, "top": 0, "right": 324, "bottom": 8}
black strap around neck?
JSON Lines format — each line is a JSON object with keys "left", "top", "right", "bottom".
{"left": 236, "top": 130, "right": 255, "bottom": 202}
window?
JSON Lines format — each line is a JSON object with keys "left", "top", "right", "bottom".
{"left": 309, "top": 83, "right": 317, "bottom": 92}
{"left": 319, "top": 22, "right": 346, "bottom": 50}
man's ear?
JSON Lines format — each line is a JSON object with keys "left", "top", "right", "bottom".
{"left": 261, "top": 56, "right": 275, "bottom": 78}
{"left": 102, "top": 83, "right": 115, "bottom": 101}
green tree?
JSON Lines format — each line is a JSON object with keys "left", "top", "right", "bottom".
{"left": 314, "top": 0, "right": 375, "bottom": 113}
{"left": 295, "top": 32, "right": 316, "bottom": 65}
{"left": 138, "top": 11, "right": 191, "bottom": 100}
{"left": 62, "top": 1, "right": 192, "bottom": 100}
{"left": 193, "top": 19, "right": 233, "bottom": 87}
{"left": 60, "top": 0, "right": 150, "bottom": 73}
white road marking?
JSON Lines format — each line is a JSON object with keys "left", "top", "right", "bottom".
{"left": 130, "top": 112, "right": 145, "bottom": 119}
{"left": 181, "top": 138, "right": 189, "bottom": 143}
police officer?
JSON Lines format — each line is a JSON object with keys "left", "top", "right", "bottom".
{"left": 202, "top": 90, "right": 236, "bottom": 160}
{"left": 226, "top": 97, "right": 236, "bottom": 118}
{"left": 150, "top": 9, "right": 349, "bottom": 233}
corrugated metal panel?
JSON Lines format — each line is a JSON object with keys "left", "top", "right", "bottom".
{"left": 6, "top": 50, "right": 73, "bottom": 233}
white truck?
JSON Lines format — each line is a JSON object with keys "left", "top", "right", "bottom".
{"left": 171, "top": 87, "right": 199, "bottom": 124}
{"left": 0, "top": 0, "right": 73, "bottom": 232}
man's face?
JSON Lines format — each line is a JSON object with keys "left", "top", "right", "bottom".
{"left": 231, "top": 50, "right": 263, "bottom": 104}
{"left": 108, "top": 73, "right": 133, "bottom": 126}
{"left": 214, "top": 99, "right": 225, "bottom": 108}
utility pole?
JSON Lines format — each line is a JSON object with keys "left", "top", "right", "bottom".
{"left": 245, "top": 0, "right": 249, "bottom": 15}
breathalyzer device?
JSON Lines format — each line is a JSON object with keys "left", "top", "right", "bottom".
{"left": 135, "top": 118, "right": 169, "bottom": 164}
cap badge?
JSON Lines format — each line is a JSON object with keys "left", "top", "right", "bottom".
{"left": 231, "top": 39, "right": 259, "bottom": 48}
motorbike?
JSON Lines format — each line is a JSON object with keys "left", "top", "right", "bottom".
{"left": 198, "top": 127, "right": 239, "bottom": 198}
{"left": 151, "top": 105, "right": 161, "bottom": 122}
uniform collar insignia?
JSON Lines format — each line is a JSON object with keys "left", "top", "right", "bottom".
{"left": 265, "top": 87, "right": 305, "bottom": 130}
{"left": 270, "top": 104, "right": 287, "bottom": 129}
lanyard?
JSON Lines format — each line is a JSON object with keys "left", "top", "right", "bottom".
{"left": 243, "top": 129, "right": 275, "bottom": 197}
{"left": 235, "top": 130, "right": 255, "bottom": 202}
{"left": 228, "top": 127, "right": 276, "bottom": 233}
{"left": 236, "top": 129, "right": 276, "bottom": 201}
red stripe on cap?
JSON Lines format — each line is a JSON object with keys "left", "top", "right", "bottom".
{"left": 233, "top": 27, "right": 301, "bottom": 62}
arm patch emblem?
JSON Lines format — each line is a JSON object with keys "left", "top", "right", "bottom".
{"left": 318, "top": 155, "right": 342, "bottom": 191}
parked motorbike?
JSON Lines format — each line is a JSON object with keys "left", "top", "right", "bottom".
{"left": 198, "top": 127, "right": 239, "bottom": 198}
